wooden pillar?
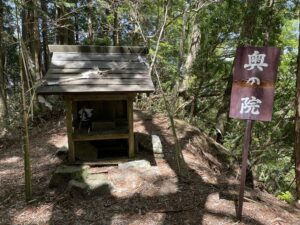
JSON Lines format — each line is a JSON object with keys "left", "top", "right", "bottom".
{"left": 65, "top": 98, "right": 75, "bottom": 162}
{"left": 127, "top": 95, "right": 134, "bottom": 158}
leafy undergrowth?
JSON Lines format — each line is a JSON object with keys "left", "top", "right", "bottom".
{"left": 0, "top": 110, "right": 300, "bottom": 225}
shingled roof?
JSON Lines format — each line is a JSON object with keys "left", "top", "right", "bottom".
{"left": 37, "top": 45, "right": 155, "bottom": 94}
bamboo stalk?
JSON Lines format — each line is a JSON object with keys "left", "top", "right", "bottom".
{"left": 15, "top": 0, "right": 32, "bottom": 202}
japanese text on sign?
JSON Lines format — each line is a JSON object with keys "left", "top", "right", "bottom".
{"left": 239, "top": 50, "right": 267, "bottom": 116}
{"left": 229, "top": 47, "right": 280, "bottom": 121}
{"left": 244, "top": 50, "right": 268, "bottom": 71}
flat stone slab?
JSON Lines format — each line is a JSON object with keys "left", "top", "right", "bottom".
{"left": 118, "top": 160, "right": 151, "bottom": 170}
{"left": 49, "top": 165, "right": 89, "bottom": 188}
{"left": 85, "top": 174, "right": 114, "bottom": 195}
{"left": 67, "top": 174, "right": 114, "bottom": 198}
{"left": 108, "top": 166, "right": 160, "bottom": 196}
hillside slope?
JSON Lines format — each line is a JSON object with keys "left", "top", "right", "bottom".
{"left": 0, "top": 110, "right": 299, "bottom": 225}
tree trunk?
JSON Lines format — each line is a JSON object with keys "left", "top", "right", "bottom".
{"left": 56, "top": 1, "right": 75, "bottom": 45}
{"left": 132, "top": 23, "right": 139, "bottom": 45}
{"left": 295, "top": 11, "right": 300, "bottom": 203}
{"left": 25, "top": 0, "right": 41, "bottom": 115}
{"left": 15, "top": 0, "right": 32, "bottom": 202}
{"left": 21, "top": 0, "right": 31, "bottom": 91}
{"left": 20, "top": 49, "right": 32, "bottom": 202}
{"left": 27, "top": 0, "right": 35, "bottom": 55}
{"left": 178, "top": 2, "right": 189, "bottom": 75}
{"left": 40, "top": 0, "right": 49, "bottom": 74}
{"left": 32, "top": 0, "right": 41, "bottom": 80}
{"left": 113, "top": 9, "right": 119, "bottom": 46}
{"left": 21, "top": 1, "right": 30, "bottom": 48}
{"left": 181, "top": 1, "right": 202, "bottom": 92}
{"left": 56, "top": 3, "right": 66, "bottom": 44}
{"left": 74, "top": 2, "right": 79, "bottom": 44}
{"left": 87, "top": 0, "right": 93, "bottom": 43}
{"left": 0, "top": 0, "right": 7, "bottom": 119}
{"left": 184, "top": 20, "right": 200, "bottom": 73}
{"left": 239, "top": 0, "right": 263, "bottom": 46}
{"left": 67, "top": 2, "right": 75, "bottom": 45}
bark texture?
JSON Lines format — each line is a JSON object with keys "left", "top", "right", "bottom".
{"left": 181, "top": 1, "right": 202, "bottom": 91}
{"left": 32, "top": 0, "right": 41, "bottom": 80}
{"left": 41, "top": 0, "right": 49, "bottom": 74}
{"left": 113, "top": 8, "right": 119, "bottom": 46}
{"left": 87, "top": 0, "right": 93, "bottom": 43}
{"left": 295, "top": 12, "right": 300, "bottom": 201}
{"left": 0, "top": 0, "right": 7, "bottom": 120}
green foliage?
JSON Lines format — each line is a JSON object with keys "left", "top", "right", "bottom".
{"left": 131, "top": 2, "right": 299, "bottom": 197}
{"left": 255, "top": 155, "right": 295, "bottom": 193}
{"left": 278, "top": 191, "right": 294, "bottom": 204}
{"left": 61, "top": 2, "right": 76, "bottom": 8}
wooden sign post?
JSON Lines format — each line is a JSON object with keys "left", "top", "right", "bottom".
{"left": 229, "top": 47, "right": 280, "bottom": 220}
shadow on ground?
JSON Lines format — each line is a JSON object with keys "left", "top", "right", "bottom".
{"left": 46, "top": 111, "right": 275, "bottom": 225}
{"left": 1, "top": 111, "right": 299, "bottom": 225}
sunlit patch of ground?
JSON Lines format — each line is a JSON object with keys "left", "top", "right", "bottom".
{"left": 11, "top": 204, "right": 54, "bottom": 225}
{"left": 111, "top": 213, "right": 166, "bottom": 225}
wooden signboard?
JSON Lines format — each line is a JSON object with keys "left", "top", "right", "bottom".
{"left": 229, "top": 47, "right": 280, "bottom": 220}
{"left": 229, "top": 47, "right": 280, "bottom": 121}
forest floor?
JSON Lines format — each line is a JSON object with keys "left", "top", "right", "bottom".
{"left": 0, "top": 110, "right": 300, "bottom": 225}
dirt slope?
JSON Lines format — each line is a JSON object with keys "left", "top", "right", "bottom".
{"left": 0, "top": 110, "right": 299, "bottom": 225}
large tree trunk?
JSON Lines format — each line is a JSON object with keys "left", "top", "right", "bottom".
{"left": 40, "top": 0, "right": 49, "bottom": 74}
{"left": 178, "top": 2, "right": 189, "bottom": 74}
{"left": 295, "top": 11, "right": 300, "bottom": 204}
{"left": 25, "top": 0, "right": 41, "bottom": 114}
{"left": 184, "top": 20, "right": 200, "bottom": 73}
{"left": 23, "top": 0, "right": 41, "bottom": 81}
{"left": 181, "top": 1, "right": 202, "bottom": 92}
{"left": 0, "top": 0, "right": 7, "bottom": 119}
{"left": 22, "top": 0, "right": 33, "bottom": 51}
{"left": 21, "top": 1, "right": 30, "bottom": 49}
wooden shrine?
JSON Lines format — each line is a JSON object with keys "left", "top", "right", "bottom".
{"left": 37, "top": 45, "right": 154, "bottom": 163}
